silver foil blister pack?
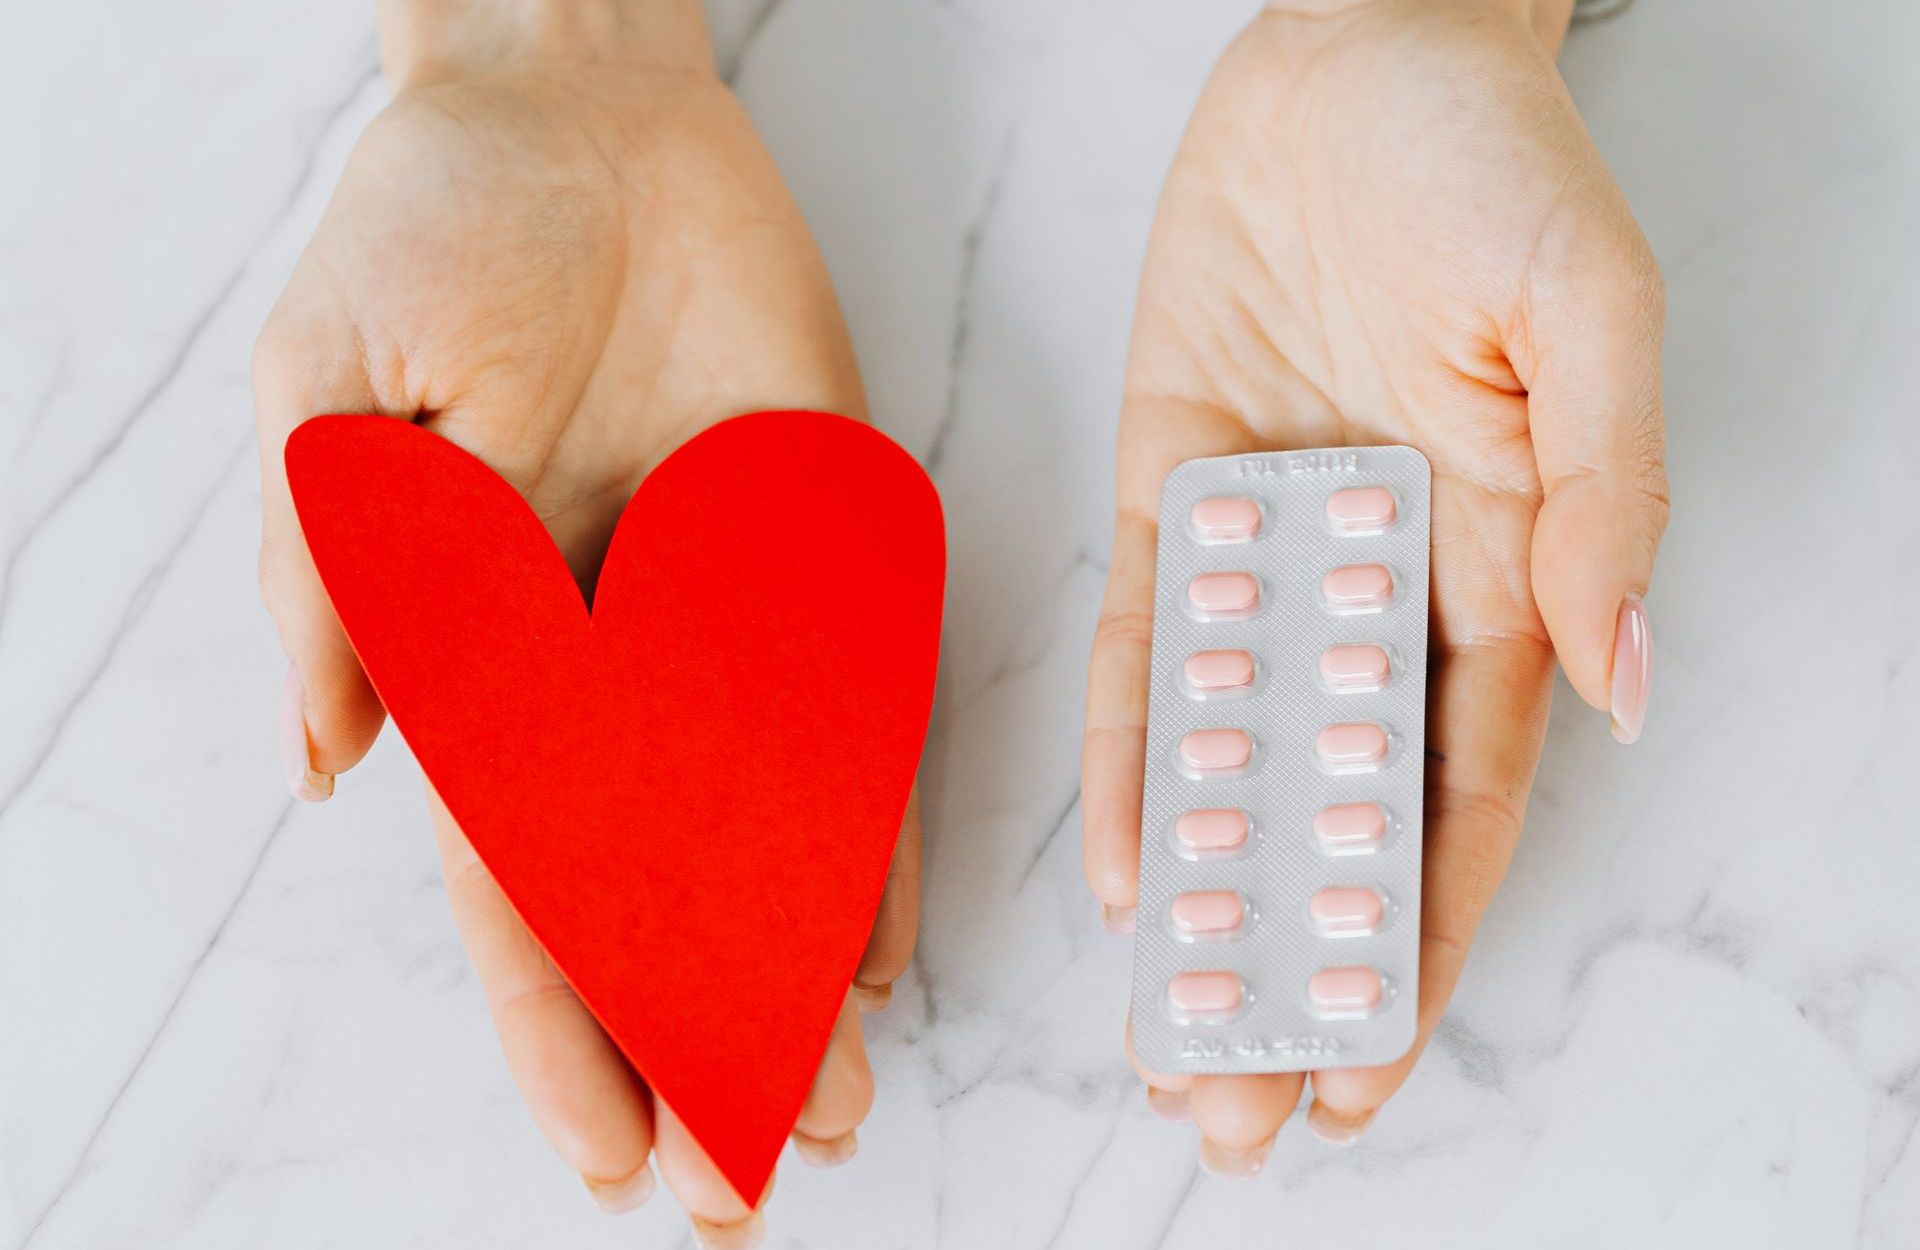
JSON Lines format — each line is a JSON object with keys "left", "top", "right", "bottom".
{"left": 1129, "top": 446, "right": 1431, "bottom": 1075}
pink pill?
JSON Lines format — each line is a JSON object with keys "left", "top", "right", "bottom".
{"left": 1184, "top": 649, "right": 1255, "bottom": 692}
{"left": 1186, "top": 571, "right": 1260, "bottom": 616}
{"left": 1179, "top": 728, "right": 1253, "bottom": 774}
{"left": 1175, "top": 808, "right": 1250, "bottom": 853}
{"left": 1322, "top": 563, "right": 1394, "bottom": 609}
{"left": 1168, "top": 971, "right": 1245, "bottom": 1018}
{"left": 1307, "top": 966, "right": 1384, "bottom": 1014}
{"left": 1309, "top": 887, "right": 1385, "bottom": 934}
{"left": 1316, "top": 722, "right": 1388, "bottom": 768}
{"left": 1170, "top": 890, "right": 1245, "bottom": 935}
{"left": 1325, "top": 486, "right": 1397, "bottom": 532}
{"left": 1312, "top": 802, "right": 1387, "bottom": 851}
{"left": 1190, "top": 496, "right": 1261, "bottom": 542}
{"left": 1320, "top": 644, "right": 1390, "bottom": 689}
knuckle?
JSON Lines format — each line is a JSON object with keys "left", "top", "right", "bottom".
{"left": 250, "top": 317, "right": 302, "bottom": 393}
{"left": 1421, "top": 919, "right": 1475, "bottom": 974}
{"left": 1637, "top": 474, "right": 1672, "bottom": 545}
{"left": 256, "top": 539, "right": 292, "bottom": 604}
{"left": 1091, "top": 608, "right": 1155, "bottom": 656}
{"left": 1434, "top": 781, "right": 1527, "bottom": 856}
{"left": 444, "top": 851, "right": 498, "bottom": 908}
{"left": 1638, "top": 247, "right": 1668, "bottom": 315}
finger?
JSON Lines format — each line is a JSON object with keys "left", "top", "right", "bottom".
{"left": 1308, "top": 550, "right": 1555, "bottom": 1132}
{"left": 1513, "top": 203, "right": 1669, "bottom": 741}
{"left": 790, "top": 992, "right": 873, "bottom": 1167}
{"left": 1080, "top": 505, "right": 1157, "bottom": 918}
{"left": 653, "top": 1100, "right": 771, "bottom": 1245}
{"left": 1188, "top": 1072, "right": 1306, "bottom": 1179}
{"left": 1124, "top": 1014, "right": 1194, "bottom": 1094}
{"left": 853, "top": 785, "right": 921, "bottom": 1008}
{"left": 253, "top": 311, "right": 393, "bottom": 796}
{"left": 1124, "top": 1014, "right": 1196, "bottom": 1122}
{"left": 426, "top": 786, "right": 657, "bottom": 1210}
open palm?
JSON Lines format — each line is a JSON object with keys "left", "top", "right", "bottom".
{"left": 1083, "top": 2, "right": 1667, "bottom": 1166}
{"left": 255, "top": 56, "right": 915, "bottom": 1239}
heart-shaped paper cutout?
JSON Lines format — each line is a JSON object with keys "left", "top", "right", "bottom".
{"left": 286, "top": 410, "right": 943, "bottom": 1201}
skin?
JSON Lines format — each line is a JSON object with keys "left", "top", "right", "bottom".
{"left": 256, "top": 0, "right": 1669, "bottom": 1224}
{"left": 1082, "top": 0, "right": 1670, "bottom": 1165}
{"left": 254, "top": 2, "right": 912, "bottom": 1241}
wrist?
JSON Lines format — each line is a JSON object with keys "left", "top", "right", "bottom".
{"left": 377, "top": 0, "right": 713, "bottom": 95}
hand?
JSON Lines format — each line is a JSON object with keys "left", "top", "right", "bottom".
{"left": 1082, "top": 0, "right": 1667, "bottom": 1167}
{"left": 254, "top": 2, "right": 917, "bottom": 1238}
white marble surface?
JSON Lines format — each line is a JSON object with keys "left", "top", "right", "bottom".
{"left": 3, "top": 0, "right": 1918, "bottom": 1246}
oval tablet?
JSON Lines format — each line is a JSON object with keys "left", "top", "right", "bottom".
{"left": 1184, "top": 649, "right": 1256, "bottom": 693}
{"left": 1307, "top": 966, "right": 1384, "bottom": 1015}
{"left": 1322, "top": 563, "right": 1394, "bottom": 609}
{"left": 1315, "top": 722, "right": 1388, "bottom": 769}
{"left": 1175, "top": 808, "right": 1250, "bottom": 853}
{"left": 1179, "top": 728, "right": 1253, "bottom": 774}
{"left": 1309, "top": 887, "right": 1385, "bottom": 935}
{"left": 1186, "top": 571, "right": 1260, "bottom": 617}
{"left": 1312, "top": 802, "right": 1388, "bottom": 852}
{"left": 1189, "top": 496, "right": 1261, "bottom": 542}
{"left": 1171, "top": 890, "right": 1245, "bottom": 936}
{"left": 1320, "top": 644, "right": 1390, "bottom": 690}
{"left": 1168, "top": 971, "right": 1245, "bottom": 1019}
{"left": 1325, "top": 486, "right": 1397, "bottom": 532}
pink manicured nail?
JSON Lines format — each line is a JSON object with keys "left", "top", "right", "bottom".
{"left": 1309, "top": 887, "right": 1384, "bottom": 935}
{"left": 1312, "top": 802, "right": 1387, "bottom": 852}
{"left": 1307, "top": 966, "right": 1383, "bottom": 1015}
{"left": 1322, "top": 563, "right": 1394, "bottom": 609}
{"left": 1179, "top": 728, "right": 1253, "bottom": 774}
{"left": 279, "top": 663, "right": 333, "bottom": 802}
{"left": 1306, "top": 1100, "right": 1374, "bottom": 1146}
{"left": 1315, "top": 722, "right": 1387, "bottom": 769}
{"left": 1184, "top": 649, "right": 1255, "bottom": 693}
{"left": 1198, "top": 1135, "right": 1271, "bottom": 1179}
{"left": 1319, "top": 644, "right": 1390, "bottom": 690}
{"left": 1325, "top": 486, "right": 1396, "bottom": 532}
{"left": 584, "top": 1162, "right": 656, "bottom": 1213}
{"left": 1610, "top": 593, "right": 1652, "bottom": 744}
{"left": 1147, "top": 1085, "right": 1193, "bottom": 1123}
{"left": 793, "top": 1129, "right": 859, "bottom": 1168}
{"left": 691, "top": 1211, "right": 766, "bottom": 1250}
{"left": 1186, "top": 571, "right": 1260, "bottom": 617}
{"left": 1175, "top": 808, "right": 1250, "bottom": 853}
{"left": 1168, "top": 971, "right": 1244, "bottom": 1018}
{"left": 1190, "top": 496, "right": 1262, "bottom": 542}
{"left": 1170, "top": 890, "right": 1245, "bottom": 935}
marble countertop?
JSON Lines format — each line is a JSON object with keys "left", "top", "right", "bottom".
{"left": 4, "top": 0, "right": 1916, "bottom": 1246}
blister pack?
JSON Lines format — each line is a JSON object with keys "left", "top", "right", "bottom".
{"left": 1128, "top": 446, "right": 1431, "bottom": 1076}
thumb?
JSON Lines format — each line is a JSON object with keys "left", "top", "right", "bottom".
{"left": 253, "top": 315, "right": 391, "bottom": 799}
{"left": 1514, "top": 205, "right": 1669, "bottom": 744}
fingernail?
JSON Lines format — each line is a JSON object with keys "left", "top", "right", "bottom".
{"left": 1146, "top": 1086, "right": 1191, "bottom": 1123}
{"left": 1306, "top": 1099, "right": 1374, "bottom": 1146}
{"left": 691, "top": 1210, "right": 765, "bottom": 1250}
{"left": 279, "top": 663, "right": 334, "bottom": 801}
{"left": 1609, "top": 593, "right": 1652, "bottom": 745}
{"left": 1102, "top": 903, "right": 1137, "bottom": 935}
{"left": 851, "top": 982, "right": 892, "bottom": 1014}
{"left": 583, "top": 1162, "right": 655, "bottom": 1213}
{"left": 793, "top": 1128, "right": 858, "bottom": 1167}
{"left": 1198, "top": 1135, "right": 1271, "bottom": 1179}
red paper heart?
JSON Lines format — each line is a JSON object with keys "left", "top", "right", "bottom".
{"left": 285, "top": 410, "right": 943, "bottom": 1201}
